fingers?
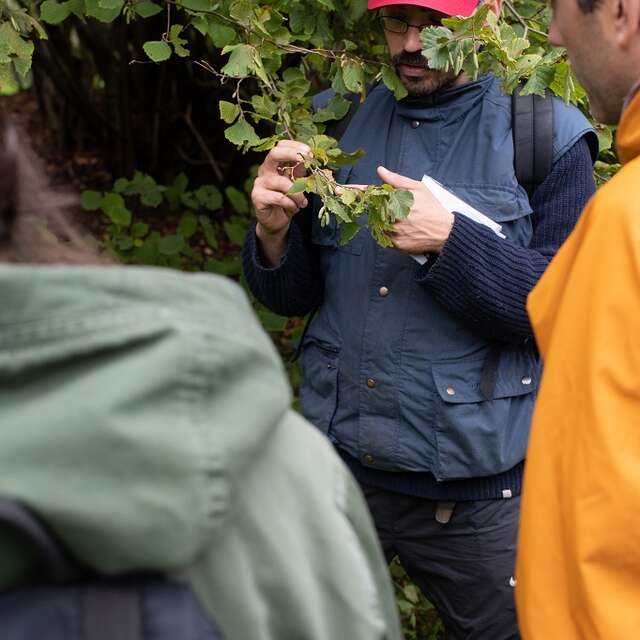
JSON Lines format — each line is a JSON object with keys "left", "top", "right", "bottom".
{"left": 261, "top": 140, "right": 312, "bottom": 176}
{"left": 252, "top": 174, "right": 308, "bottom": 211}
{"left": 377, "top": 166, "right": 421, "bottom": 190}
{"left": 255, "top": 189, "right": 302, "bottom": 216}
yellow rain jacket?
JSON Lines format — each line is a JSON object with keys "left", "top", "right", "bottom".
{"left": 516, "top": 91, "right": 640, "bottom": 638}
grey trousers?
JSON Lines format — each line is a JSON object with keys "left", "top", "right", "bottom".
{"left": 361, "top": 483, "right": 520, "bottom": 640}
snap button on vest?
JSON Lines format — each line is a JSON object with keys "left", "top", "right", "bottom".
{"left": 367, "top": 378, "right": 377, "bottom": 389}
{"left": 379, "top": 286, "right": 389, "bottom": 297}
{"left": 364, "top": 454, "right": 374, "bottom": 464}
{"left": 521, "top": 376, "right": 532, "bottom": 385}
{"left": 446, "top": 386, "right": 456, "bottom": 396}
{"left": 411, "top": 120, "right": 420, "bottom": 129}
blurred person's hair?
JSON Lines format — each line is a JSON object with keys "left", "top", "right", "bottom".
{"left": 0, "top": 119, "right": 105, "bottom": 265}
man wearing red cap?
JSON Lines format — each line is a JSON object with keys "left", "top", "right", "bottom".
{"left": 243, "top": 2, "right": 596, "bottom": 637}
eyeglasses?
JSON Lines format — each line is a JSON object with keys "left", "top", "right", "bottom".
{"left": 379, "top": 16, "right": 438, "bottom": 34}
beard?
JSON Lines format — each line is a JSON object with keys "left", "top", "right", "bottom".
{"left": 392, "top": 52, "right": 459, "bottom": 97}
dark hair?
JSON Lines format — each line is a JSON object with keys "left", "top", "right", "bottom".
{"left": 577, "top": 0, "right": 602, "bottom": 12}
{"left": 0, "top": 120, "right": 106, "bottom": 265}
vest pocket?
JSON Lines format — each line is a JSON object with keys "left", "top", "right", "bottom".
{"left": 430, "top": 351, "right": 539, "bottom": 481}
{"left": 299, "top": 338, "right": 340, "bottom": 435}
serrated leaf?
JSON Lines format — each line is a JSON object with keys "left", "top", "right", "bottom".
{"left": 340, "top": 221, "right": 360, "bottom": 245}
{"left": 40, "top": 0, "right": 71, "bottom": 25}
{"left": 81, "top": 190, "right": 103, "bottom": 211}
{"left": 341, "top": 59, "right": 364, "bottom": 94}
{"left": 224, "top": 118, "right": 260, "bottom": 148}
{"left": 143, "top": 40, "right": 172, "bottom": 62}
{"left": 221, "top": 44, "right": 255, "bottom": 78}
{"left": 219, "top": 100, "right": 240, "bottom": 124}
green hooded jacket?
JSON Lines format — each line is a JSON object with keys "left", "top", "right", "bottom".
{"left": 0, "top": 264, "right": 402, "bottom": 640}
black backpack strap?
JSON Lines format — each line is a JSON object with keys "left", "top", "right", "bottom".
{"left": 512, "top": 86, "right": 554, "bottom": 199}
{"left": 0, "top": 498, "right": 80, "bottom": 583}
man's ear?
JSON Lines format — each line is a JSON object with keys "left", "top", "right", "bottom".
{"left": 613, "top": 0, "right": 640, "bottom": 49}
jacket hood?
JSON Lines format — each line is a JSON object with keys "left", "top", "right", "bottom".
{"left": 618, "top": 90, "right": 640, "bottom": 165}
{"left": 0, "top": 265, "right": 291, "bottom": 583}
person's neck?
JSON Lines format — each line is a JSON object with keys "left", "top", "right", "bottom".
{"left": 624, "top": 76, "right": 640, "bottom": 111}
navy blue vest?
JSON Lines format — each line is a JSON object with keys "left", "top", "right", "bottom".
{"left": 301, "top": 75, "right": 593, "bottom": 480}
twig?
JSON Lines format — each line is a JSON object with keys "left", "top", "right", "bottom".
{"left": 183, "top": 104, "right": 224, "bottom": 182}
{"left": 503, "top": 0, "right": 548, "bottom": 39}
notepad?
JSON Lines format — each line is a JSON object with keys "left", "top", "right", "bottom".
{"left": 410, "top": 176, "right": 506, "bottom": 265}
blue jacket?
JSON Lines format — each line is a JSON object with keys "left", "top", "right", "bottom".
{"left": 245, "top": 75, "right": 595, "bottom": 486}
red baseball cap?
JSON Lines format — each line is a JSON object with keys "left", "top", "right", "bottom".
{"left": 368, "top": 0, "right": 477, "bottom": 17}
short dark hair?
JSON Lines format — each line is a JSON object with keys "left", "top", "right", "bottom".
{"left": 577, "top": 0, "right": 601, "bottom": 12}
{"left": 0, "top": 119, "right": 106, "bottom": 265}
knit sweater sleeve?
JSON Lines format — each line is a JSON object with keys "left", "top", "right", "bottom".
{"left": 241, "top": 207, "right": 323, "bottom": 317}
{"left": 415, "top": 136, "right": 596, "bottom": 343}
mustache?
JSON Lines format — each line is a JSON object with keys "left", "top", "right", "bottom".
{"left": 391, "top": 52, "right": 429, "bottom": 68}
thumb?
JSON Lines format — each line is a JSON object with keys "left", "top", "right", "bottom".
{"left": 377, "top": 166, "right": 420, "bottom": 190}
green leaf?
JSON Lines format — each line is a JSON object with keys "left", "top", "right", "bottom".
{"left": 81, "top": 190, "right": 103, "bottom": 211}
{"left": 289, "top": 178, "right": 310, "bottom": 194}
{"left": 219, "top": 100, "right": 240, "bottom": 124}
{"left": 208, "top": 21, "right": 236, "bottom": 47}
{"left": 340, "top": 221, "right": 360, "bottom": 245}
{"left": 225, "top": 186, "right": 249, "bottom": 214}
{"left": 223, "top": 215, "right": 249, "bottom": 246}
{"left": 195, "top": 185, "right": 223, "bottom": 210}
{"left": 168, "top": 24, "right": 189, "bottom": 57}
{"left": 177, "top": 212, "right": 199, "bottom": 238}
{"left": 134, "top": 1, "right": 163, "bottom": 18}
{"left": 224, "top": 118, "right": 260, "bottom": 148}
{"left": 85, "top": 0, "right": 122, "bottom": 21}
{"left": 165, "top": 173, "right": 188, "bottom": 210}
{"left": 98, "top": 0, "right": 123, "bottom": 8}
{"left": 257, "top": 308, "right": 288, "bottom": 332}
{"left": 179, "top": 0, "right": 212, "bottom": 10}
{"left": 131, "top": 222, "right": 149, "bottom": 239}
{"left": 341, "top": 59, "right": 364, "bottom": 94}
{"left": 40, "top": 0, "right": 71, "bottom": 25}
{"left": 387, "top": 189, "right": 413, "bottom": 221}
{"left": 204, "top": 257, "right": 242, "bottom": 276}
{"left": 102, "top": 193, "right": 131, "bottom": 226}
{"left": 199, "top": 215, "right": 219, "bottom": 249}
{"left": 221, "top": 44, "right": 255, "bottom": 78}
{"left": 143, "top": 40, "right": 172, "bottom": 62}
{"left": 158, "top": 234, "right": 186, "bottom": 255}
{"left": 381, "top": 65, "right": 408, "bottom": 101}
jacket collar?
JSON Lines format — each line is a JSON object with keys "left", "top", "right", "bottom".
{"left": 617, "top": 87, "right": 640, "bottom": 165}
{"left": 396, "top": 74, "right": 494, "bottom": 121}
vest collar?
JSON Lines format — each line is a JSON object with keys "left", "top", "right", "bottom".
{"left": 396, "top": 74, "right": 494, "bottom": 121}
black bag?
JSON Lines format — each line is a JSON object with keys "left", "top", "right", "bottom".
{"left": 0, "top": 498, "right": 223, "bottom": 640}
